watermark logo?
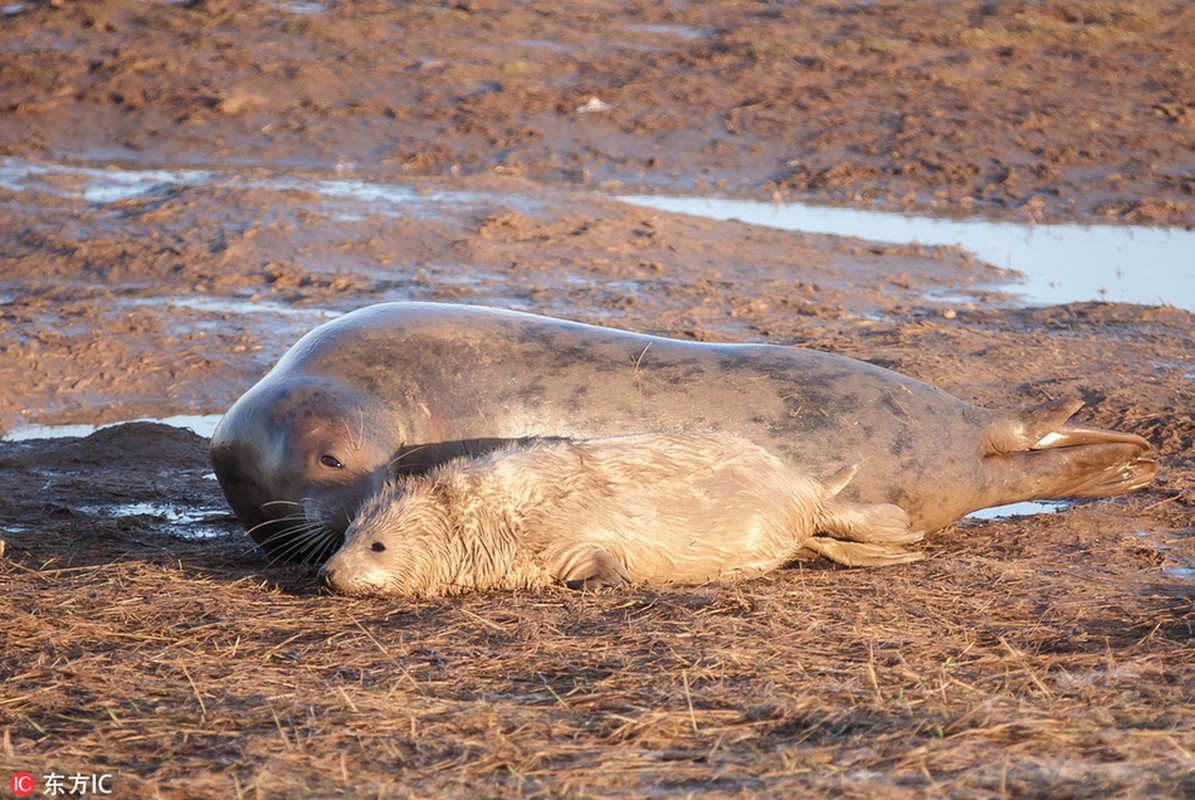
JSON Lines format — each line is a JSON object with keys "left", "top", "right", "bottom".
{"left": 10, "top": 772, "right": 36, "bottom": 797}
{"left": 8, "top": 772, "right": 113, "bottom": 796}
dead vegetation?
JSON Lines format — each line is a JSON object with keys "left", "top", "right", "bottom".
{"left": 1, "top": 418, "right": 1193, "bottom": 798}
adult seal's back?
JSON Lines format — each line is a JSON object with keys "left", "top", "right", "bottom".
{"left": 209, "top": 302, "right": 1157, "bottom": 563}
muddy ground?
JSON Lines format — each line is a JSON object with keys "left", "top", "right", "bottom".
{"left": 1, "top": 1, "right": 1194, "bottom": 798}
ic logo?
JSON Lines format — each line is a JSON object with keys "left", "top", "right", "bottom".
{"left": 10, "top": 772, "right": 35, "bottom": 797}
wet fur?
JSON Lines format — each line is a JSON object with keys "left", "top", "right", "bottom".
{"left": 319, "top": 433, "right": 922, "bottom": 598}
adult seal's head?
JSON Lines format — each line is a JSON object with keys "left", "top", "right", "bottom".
{"left": 210, "top": 374, "right": 398, "bottom": 563}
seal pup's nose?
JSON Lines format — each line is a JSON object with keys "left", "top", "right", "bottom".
{"left": 317, "top": 563, "right": 339, "bottom": 593}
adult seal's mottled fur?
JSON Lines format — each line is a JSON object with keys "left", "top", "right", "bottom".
{"left": 319, "top": 433, "right": 923, "bottom": 598}
{"left": 209, "top": 302, "right": 1157, "bottom": 563}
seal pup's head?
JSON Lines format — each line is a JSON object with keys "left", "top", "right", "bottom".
{"left": 318, "top": 453, "right": 543, "bottom": 598}
{"left": 318, "top": 477, "right": 467, "bottom": 597}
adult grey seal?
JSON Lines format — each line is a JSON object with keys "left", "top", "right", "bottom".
{"left": 209, "top": 302, "right": 1156, "bottom": 563}
{"left": 318, "top": 432, "right": 922, "bottom": 598}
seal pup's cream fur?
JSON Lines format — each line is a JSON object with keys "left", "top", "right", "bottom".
{"left": 319, "top": 432, "right": 923, "bottom": 598}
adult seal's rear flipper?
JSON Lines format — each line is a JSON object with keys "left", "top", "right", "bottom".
{"left": 979, "top": 396, "right": 1158, "bottom": 508}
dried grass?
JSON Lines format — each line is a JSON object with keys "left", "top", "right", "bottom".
{"left": 3, "top": 301, "right": 1195, "bottom": 798}
{"left": 3, "top": 490, "right": 1193, "bottom": 798}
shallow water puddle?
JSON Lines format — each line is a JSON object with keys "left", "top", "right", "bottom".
{"left": 9, "top": 157, "right": 1188, "bottom": 310}
{"left": 132, "top": 295, "right": 344, "bottom": 320}
{"left": 0, "top": 158, "right": 213, "bottom": 203}
{"left": 966, "top": 500, "right": 1071, "bottom": 520}
{"left": 4, "top": 414, "right": 223, "bottom": 442}
{"left": 625, "top": 24, "right": 715, "bottom": 39}
{"left": 1132, "top": 529, "right": 1195, "bottom": 585}
{"left": 619, "top": 195, "right": 1195, "bottom": 310}
{"left": 0, "top": 157, "right": 533, "bottom": 221}
{"left": 89, "top": 501, "right": 232, "bottom": 540}
{"left": 272, "top": 0, "right": 327, "bottom": 13}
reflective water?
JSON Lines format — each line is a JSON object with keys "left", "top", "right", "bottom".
{"left": 0, "top": 158, "right": 212, "bottom": 203}
{"left": 626, "top": 24, "right": 715, "bottom": 39}
{"left": 131, "top": 295, "right": 343, "bottom": 320}
{"left": 1132, "top": 530, "right": 1195, "bottom": 584}
{"left": 72, "top": 500, "right": 231, "bottom": 541}
{"left": 0, "top": 157, "right": 527, "bottom": 221}
{"left": 966, "top": 500, "right": 1071, "bottom": 521}
{"left": 274, "top": 0, "right": 327, "bottom": 13}
{"left": 620, "top": 195, "right": 1195, "bottom": 310}
{"left": 7, "top": 157, "right": 1188, "bottom": 310}
{"left": 3, "top": 414, "right": 233, "bottom": 541}
{"left": 94, "top": 501, "right": 231, "bottom": 540}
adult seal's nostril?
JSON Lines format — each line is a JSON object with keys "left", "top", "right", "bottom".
{"left": 210, "top": 301, "right": 1157, "bottom": 565}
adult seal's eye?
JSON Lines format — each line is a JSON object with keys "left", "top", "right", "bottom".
{"left": 320, "top": 454, "right": 345, "bottom": 470}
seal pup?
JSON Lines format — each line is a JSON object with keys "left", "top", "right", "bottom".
{"left": 318, "top": 432, "right": 923, "bottom": 598}
{"left": 210, "top": 302, "right": 1157, "bottom": 563}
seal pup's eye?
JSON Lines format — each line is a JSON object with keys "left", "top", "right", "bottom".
{"left": 320, "top": 454, "right": 345, "bottom": 470}
{"left": 371, "top": 542, "right": 386, "bottom": 553}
